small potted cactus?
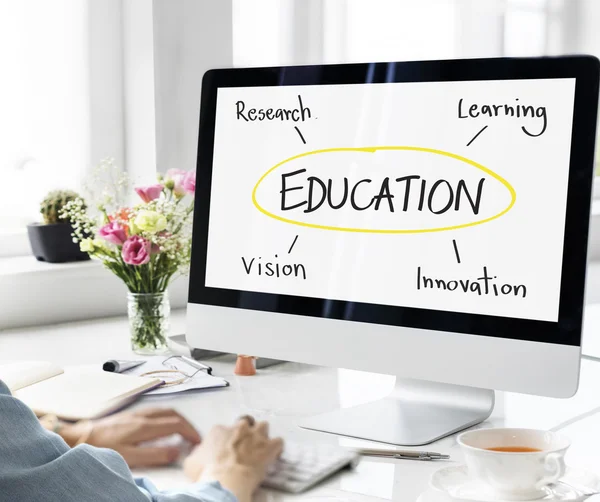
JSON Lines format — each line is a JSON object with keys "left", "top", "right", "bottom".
{"left": 26, "top": 190, "right": 90, "bottom": 263}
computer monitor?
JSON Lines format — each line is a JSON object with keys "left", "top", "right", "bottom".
{"left": 187, "top": 57, "right": 599, "bottom": 446}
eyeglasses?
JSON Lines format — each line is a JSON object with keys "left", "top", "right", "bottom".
{"left": 139, "top": 356, "right": 206, "bottom": 387}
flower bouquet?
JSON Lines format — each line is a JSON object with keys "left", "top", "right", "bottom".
{"left": 62, "top": 161, "right": 196, "bottom": 354}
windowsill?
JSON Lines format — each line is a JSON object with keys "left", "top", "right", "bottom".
{"left": 0, "top": 255, "right": 189, "bottom": 330}
{"left": 0, "top": 228, "right": 31, "bottom": 258}
{"left": 0, "top": 255, "right": 100, "bottom": 276}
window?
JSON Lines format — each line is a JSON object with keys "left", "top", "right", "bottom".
{"left": 0, "top": 0, "right": 125, "bottom": 256}
{"left": 232, "top": 0, "right": 294, "bottom": 67}
{"left": 329, "top": 1, "right": 459, "bottom": 63}
{"left": 0, "top": 1, "right": 92, "bottom": 233}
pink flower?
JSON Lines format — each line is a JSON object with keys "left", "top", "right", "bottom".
{"left": 121, "top": 236, "right": 151, "bottom": 265}
{"left": 182, "top": 170, "right": 196, "bottom": 195}
{"left": 98, "top": 221, "right": 128, "bottom": 245}
{"left": 135, "top": 184, "right": 163, "bottom": 203}
{"left": 165, "top": 168, "right": 187, "bottom": 196}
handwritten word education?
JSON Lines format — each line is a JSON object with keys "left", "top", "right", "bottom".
{"left": 280, "top": 169, "right": 485, "bottom": 215}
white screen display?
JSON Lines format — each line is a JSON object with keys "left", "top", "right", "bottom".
{"left": 205, "top": 79, "right": 576, "bottom": 322}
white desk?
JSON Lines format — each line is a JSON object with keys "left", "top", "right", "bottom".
{"left": 2, "top": 311, "right": 600, "bottom": 501}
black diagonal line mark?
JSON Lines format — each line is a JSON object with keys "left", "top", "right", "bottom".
{"left": 294, "top": 126, "right": 306, "bottom": 144}
{"left": 452, "top": 239, "right": 461, "bottom": 264}
{"left": 466, "top": 125, "right": 488, "bottom": 147}
{"left": 288, "top": 235, "right": 299, "bottom": 254}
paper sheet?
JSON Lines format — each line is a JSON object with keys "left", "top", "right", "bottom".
{"left": 121, "top": 357, "right": 228, "bottom": 395}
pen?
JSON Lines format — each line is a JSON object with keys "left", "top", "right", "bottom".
{"left": 357, "top": 448, "right": 450, "bottom": 461}
{"left": 102, "top": 359, "right": 146, "bottom": 373}
{"left": 180, "top": 356, "right": 213, "bottom": 375}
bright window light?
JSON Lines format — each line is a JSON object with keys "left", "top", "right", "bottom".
{"left": 0, "top": 0, "right": 90, "bottom": 229}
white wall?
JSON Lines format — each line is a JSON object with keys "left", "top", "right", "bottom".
{"left": 559, "top": 0, "right": 595, "bottom": 53}
{"left": 232, "top": 0, "right": 295, "bottom": 66}
{"left": 122, "top": 0, "right": 158, "bottom": 185}
{"left": 454, "top": 0, "right": 504, "bottom": 58}
{"left": 88, "top": 0, "right": 126, "bottom": 174}
{"left": 153, "top": 0, "right": 234, "bottom": 175}
{"left": 122, "top": 0, "right": 234, "bottom": 182}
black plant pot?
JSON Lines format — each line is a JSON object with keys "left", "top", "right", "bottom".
{"left": 27, "top": 223, "right": 90, "bottom": 263}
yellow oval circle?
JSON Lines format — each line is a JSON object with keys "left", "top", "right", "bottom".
{"left": 252, "top": 146, "right": 516, "bottom": 234}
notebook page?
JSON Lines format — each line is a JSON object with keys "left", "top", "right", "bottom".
{"left": 0, "top": 361, "right": 64, "bottom": 392}
{"left": 14, "top": 367, "right": 161, "bottom": 420}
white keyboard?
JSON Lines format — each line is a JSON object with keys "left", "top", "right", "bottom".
{"left": 262, "top": 442, "right": 361, "bottom": 494}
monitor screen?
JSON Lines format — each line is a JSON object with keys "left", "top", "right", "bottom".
{"left": 206, "top": 79, "right": 574, "bottom": 322}
{"left": 190, "top": 59, "right": 598, "bottom": 347}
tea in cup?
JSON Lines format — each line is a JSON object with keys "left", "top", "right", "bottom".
{"left": 457, "top": 428, "right": 570, "bottom": 501}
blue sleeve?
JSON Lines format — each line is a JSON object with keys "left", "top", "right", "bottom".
{"left": 0, "top": 380, "right": 237, "bottom": 502}
{"left": 136, "top": 478, "right": 238, "bottom": 502}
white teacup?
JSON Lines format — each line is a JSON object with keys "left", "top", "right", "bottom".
{"left": 457, "top": 428, "right": 570, "bottom": 501}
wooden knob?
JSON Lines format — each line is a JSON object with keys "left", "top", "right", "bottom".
{"left": 234, "top": 355, "right": 256, "bottom": 376}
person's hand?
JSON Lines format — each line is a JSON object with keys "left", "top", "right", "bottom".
{"left": 183, "top": 416, "right": 283, "bottom": 502}
{"left": 63, "top": 408, "right": 201, "bottom": 468}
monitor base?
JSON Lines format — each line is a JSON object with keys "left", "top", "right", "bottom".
{"left": 299, "top": 378, "right": 495, "bottom": 446}
{"left": 169, "top": 335, "right": 286, "bottom": 369}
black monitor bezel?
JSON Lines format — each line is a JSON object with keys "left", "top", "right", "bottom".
{"left": 189, "top": 56, "right": 599, "bottom": 347}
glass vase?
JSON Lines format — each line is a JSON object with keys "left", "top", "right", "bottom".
{"left": 128, "top": 292, "right": 170, "bottom": 355}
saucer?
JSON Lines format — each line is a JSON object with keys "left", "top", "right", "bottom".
{"left": 430, "top": 465, "right": 600, "bottom": 501}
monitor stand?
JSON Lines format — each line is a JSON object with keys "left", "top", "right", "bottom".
{"left": 299, "top": 378, "right": 495, "bottom": 446}
{"left": 169, "top": 335, "right": 285, "bottom": 369}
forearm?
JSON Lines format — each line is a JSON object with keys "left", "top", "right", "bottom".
{"left": 199, "top": 465, "right": 259, "bottom": 502}
{"left": 38, "top": 414, "right": 92, "bottom": 448}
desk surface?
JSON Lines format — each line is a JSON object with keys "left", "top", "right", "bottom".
{"left": 2, "top": 311, "right": 600, "bottom": 501}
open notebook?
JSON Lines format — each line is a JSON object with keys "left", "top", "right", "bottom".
{"left": 0, "top": 361, "right": 161, "bottom": 421}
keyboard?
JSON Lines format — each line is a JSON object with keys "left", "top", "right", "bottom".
{"left": 262, "top": 442, "right": 361, "bottom": 494}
